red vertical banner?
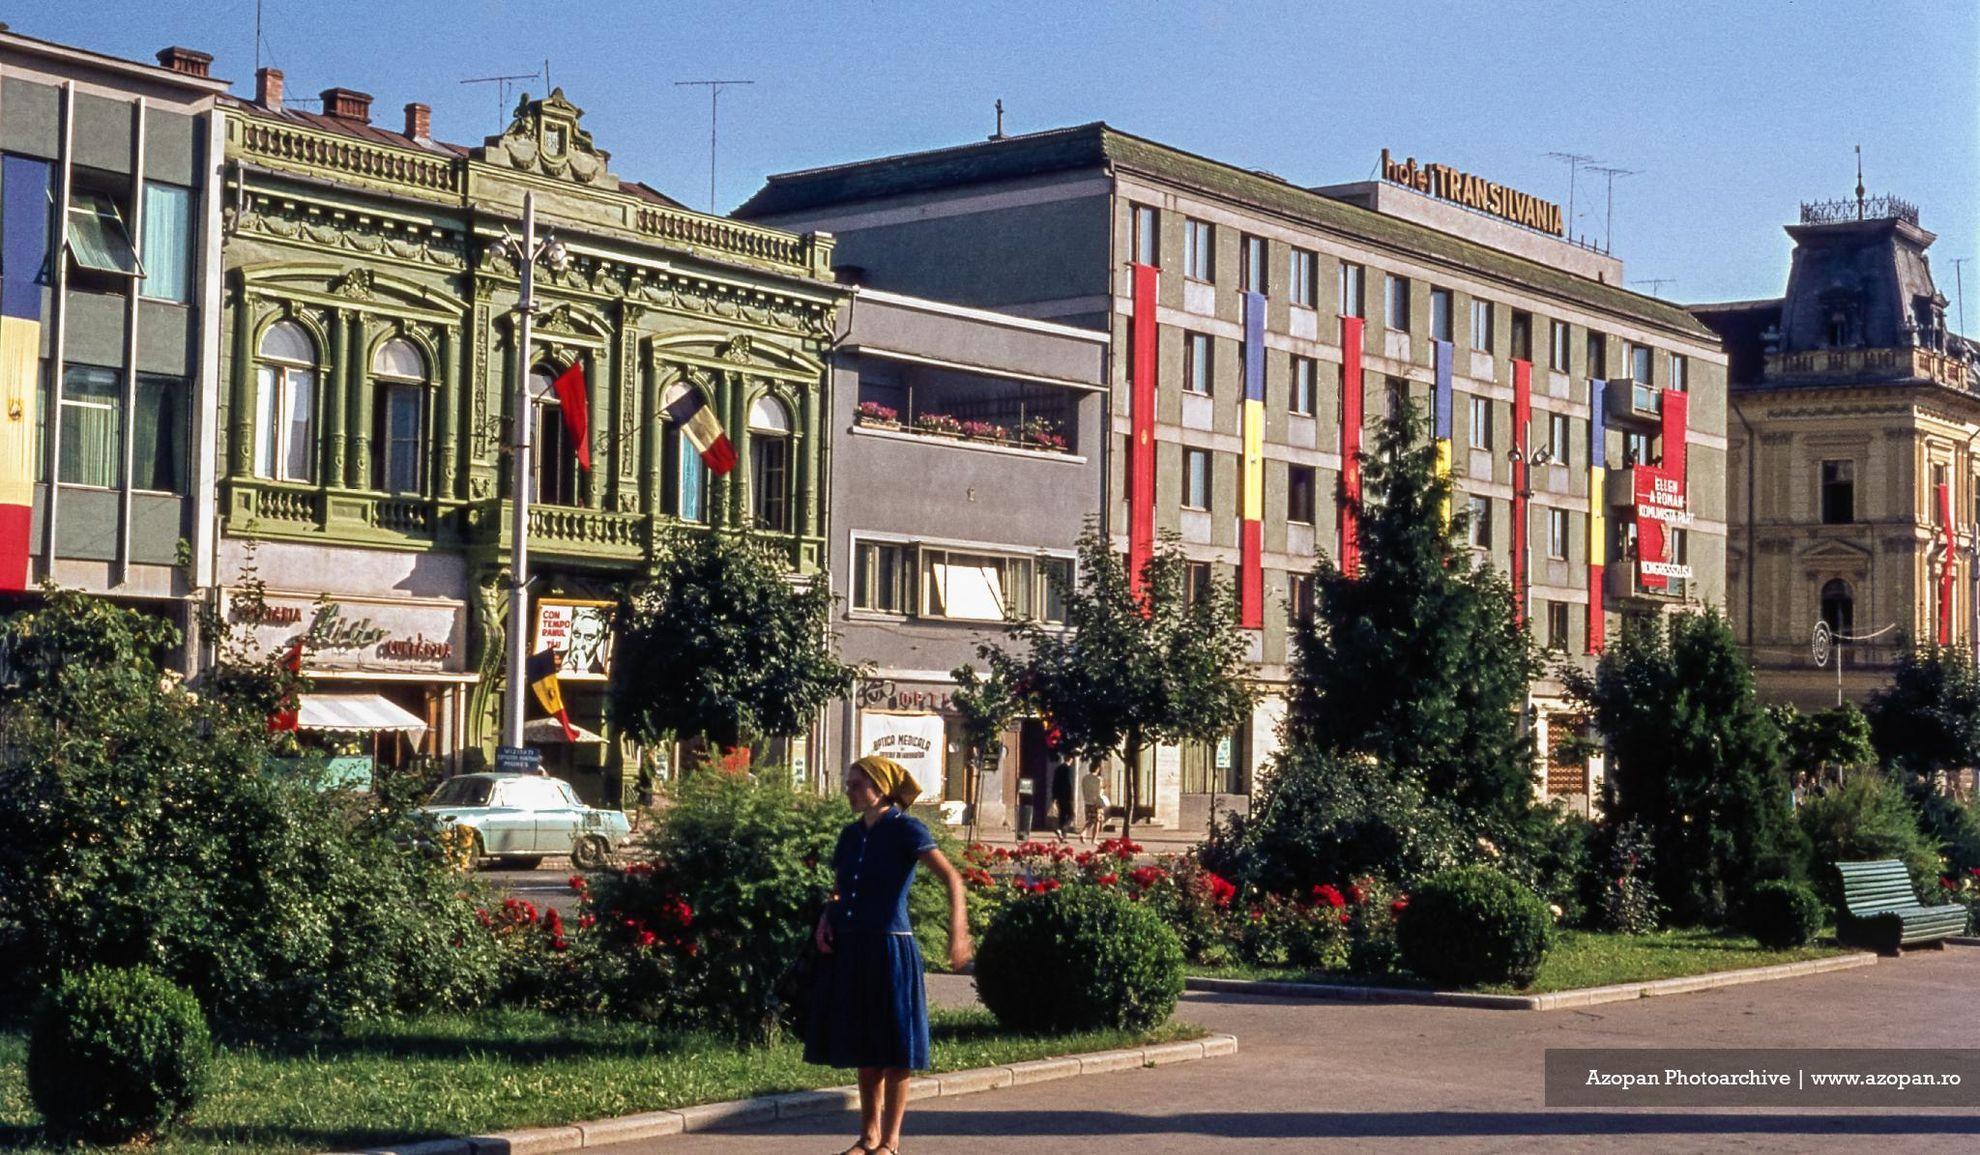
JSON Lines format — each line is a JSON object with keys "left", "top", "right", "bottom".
{"left": 1338, "top": 315, "right": 1364, "bottom": 577}
{"left": 1129, "top": 264, "right": 1159, "bottom": 598}
{"left": 1511, "top": 359, "right": 1531, "bottom": 624}
{"left": 1939, "top": 481, "right": 1956, "bottom": 647}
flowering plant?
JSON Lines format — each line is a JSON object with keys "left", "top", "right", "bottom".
{"left": 854, "top": 401, "right": 899, "bottom": 424}
{"left": 958, "top": 420, "right": 1010, "bottom": 441}
{"left": 914, "top": 412, "right": 965, "bottom": 436}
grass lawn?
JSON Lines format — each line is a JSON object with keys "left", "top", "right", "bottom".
{"left": 1188, "top": 928, "right": 1851, "bottom": 994}
{"left": 0, "top": 1009, "right": 1202, "bottom": 1155}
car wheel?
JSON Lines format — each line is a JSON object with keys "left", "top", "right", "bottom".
{"left": 503, "top": 856, "right": 545, "bottom": 870}
{"left": 571, "top": 835, "right": 610, "bottom": 872}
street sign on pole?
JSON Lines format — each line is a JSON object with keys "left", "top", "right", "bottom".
{"left": 495, "top": 745, "right": 542, "bottom": 774}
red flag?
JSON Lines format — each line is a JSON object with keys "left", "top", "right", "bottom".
{"left": 550, "top": 362, "right": 590, "bottom": 471}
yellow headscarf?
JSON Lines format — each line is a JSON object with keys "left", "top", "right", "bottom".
{"left": 852, "top": 754, "right": 922, "bottom": 808}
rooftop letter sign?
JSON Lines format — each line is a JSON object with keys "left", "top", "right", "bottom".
{"left": 1381, "top": 149, "right": 1564, "bottom": 237}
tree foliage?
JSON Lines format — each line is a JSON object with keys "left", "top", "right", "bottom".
{"left": 1773, "top": 702, "right": 1876, "bottom": 781}
{"left": 1565, "top": 610, "right": 1806, "bottom": 925}
{"left": 610, "top": 531, "right": 856, "bottom": 751}
{"left": 981, "top": 524, "right": 1255, "bottom": 838}
{"left": 1865, "top": 647, "right": 1980, "bottom": 783}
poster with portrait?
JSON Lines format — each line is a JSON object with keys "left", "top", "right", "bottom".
{"left": 534, "top": 599, "right": 615, "bottom": 680}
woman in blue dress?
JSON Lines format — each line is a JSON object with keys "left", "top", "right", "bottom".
{"left": 808, "top": 754, "right": 971, "bottom": 1155}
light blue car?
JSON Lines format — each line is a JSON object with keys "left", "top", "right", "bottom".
{"left": 421, "top": 772, "right": 631, "bottom": 870}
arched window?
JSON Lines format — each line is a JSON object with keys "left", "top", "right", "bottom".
{"left": 674, "top": 424, "right": 709, "bottom": 524}
{"left": 255, "top": 319, "right": 316, "bottom": 482}
{"left": 531, "top": 366, "right": 579, "bottom": 506}
{"left": 1820, "top": 578, "right": 1854, "bottom": 637}
{"left": 749, "top": 395, "right": 792, "bottom": 532}
{"left": 372, "top": 337, "right": 427, "bottom": 494}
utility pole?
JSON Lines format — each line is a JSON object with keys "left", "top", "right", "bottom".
{"left": 1953, "top": 257, "right": 1970, "bottom": 338}
{"left": 1544, "top": 152, "right": 1596, "bottom": 243}
{"left": 676, "top": 79, "right": 755, "bottom": 213}
{"left": 1587, "top": 165, "right": 1637, "bottom": 254}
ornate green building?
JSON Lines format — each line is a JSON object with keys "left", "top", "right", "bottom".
{"left": 217, "top": 71, "right": 843, "bottom": 801}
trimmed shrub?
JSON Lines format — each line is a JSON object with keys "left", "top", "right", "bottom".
{"left": 29, "top": 967, "right": 211, "bottom": 1144}
{"left": 1745, "top": 881, "right": 1824, "bottom": 949}
{"left": 1396, "top": 866, "right": 1552, "bottom": 988}
{"left": 1797, "top": 773, "right": 1941, "bottom": 907}
{"left": 976, "top": 885, "right": 1184, "bottom": 1033}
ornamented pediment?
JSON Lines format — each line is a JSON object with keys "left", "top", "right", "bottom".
{"left": 475, "top": 88, "right": 618, "bottom": 190}
{"left": 1798, "top": 538, "right": 1875, "bottom": 569}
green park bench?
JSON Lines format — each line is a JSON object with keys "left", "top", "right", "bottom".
{"left": 1834, "top": 859, "right": 1970, "bottom": 952}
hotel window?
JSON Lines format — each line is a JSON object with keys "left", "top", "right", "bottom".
{"left": 921, "top": 549, "right": 1037, "bottom": 622}
{"left": 1287, "top": 572, "right": 1315, "bottom": 625}
{"left": 56, "top": 364, "right": 121, "bottom": 488}
{"left": 1585, "top": 330, "right": 1608, "bottom": 379}
{"left": 532, "top": 367, "right": 579, "bottom": 507}
{"left": 1339, "top": 262, "right": 1365, "bottom": 318}
{"left": 1183, "top": 217, "right": 1214, "bottom": 281}
{"left": 1629, "top": 343, "right": 1653, "bottom": 385}
{"left": 138, "top": 181, "right": 192, "bottom": 303}
{"left": 1468, "top": 395, "right": 1492, "bottom": 449}
{"left": 372, "top": 337, "right": 428, "bottom": 494}
{"left": 1289, "top": 247, "right": 1317, "bottom": 307}
{"left": 133, "top": 373, "right": 186, "bottom": 493}
{"left": 1668, "top": 353, "right": 1688, "bottom": 392}
{"left": 1287, "top": 465, "right": 1316, "bottom": 524}
{"left": 853, "top": 540, "right": 911, "bottom": 614}
{"left": 1290, "top": 356, "right": 1317, "bottom": 416}
{"left": 749, "top": 395, "right": 793, "bottom": 532}
{"left": 1547, "top": 507, "right": 1570, "bottom": 560}
{"left": 1509, "top": 310, "right": 1533, "bottom": 362}
{"left": 1549, "top": 320, "right": 1571, "bottom": 372}
{"left": 1546, "top": 601, "right": 1570, "bottom": 650}
{"left": 1385, "top": 275, "right": 1410, "bottom": 332}
{"left": 1242, "top": 234, "right": 1268, "bottom": 294}
{"left": 1469, "top": 299, "right": 1494, "bottom": 351}
{"left": 1132, "top": 204, "right": 1160, "bottom": 266}
{"left": 1184, "top": 332, "right": 1213, "bottom": 395}
{"left": 1182, "top": 447, "right": 1212, "bottom": 510}
{"left": 254, "top": 319, "right": 317, "bottom": 483}
{"left": 1467, "top": 495, "right": 1492, "bottom": 548}
{"left": 1548, "top": 412, "right": 1571, "bottom": 467}
{"left": 1625, "top": 430, "right": 1656, "bottom": 467}
{"left": 1430, "top": 287, "right": 1453, "bottom": 342}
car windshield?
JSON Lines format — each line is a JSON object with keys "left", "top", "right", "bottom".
{"left": 428, "top": 777, "right": 493, "bottom": 807}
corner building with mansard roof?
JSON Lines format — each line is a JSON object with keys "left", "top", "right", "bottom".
{"left": 738, "top": 125, "right": 1728, "bottom": 827}
{"left": 216, "top": 68, "right": 843, "bottom": 802}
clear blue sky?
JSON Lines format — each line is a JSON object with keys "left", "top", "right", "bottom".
{"left": 22, "top": 0, "right": 1979, "bottom": 317}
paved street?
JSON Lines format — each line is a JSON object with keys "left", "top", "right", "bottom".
{"left": 592, "top": 947, "right": 1980, "bottom": 1153}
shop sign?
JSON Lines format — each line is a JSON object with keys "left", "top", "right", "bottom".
{"left": 1381, "top": 149, "right": 1564, "bottom": 236}
{"left": 858, "top": 679, "right": 952, "bottom": 713}
{"left": 1639, "top": 561, "right": 1694, "bottom": 580}
{"left": 223, "top": 589, "right": 466, "bottom": 674}
{"left": 535, "top": 599, "right": 614, "bottom": 680}
{"left": 858, "top": 710, "right": 948, "bottom": 777}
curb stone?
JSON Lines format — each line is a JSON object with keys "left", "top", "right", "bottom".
{"left": 348, "top": 1034, "right": 1237, "bottom": 1155}
{"left": 1949, "top": 936, "right": 1980, "bottom": 947}
{"left": 1186, "top": 951, "right": 1878, "bottom": 1011}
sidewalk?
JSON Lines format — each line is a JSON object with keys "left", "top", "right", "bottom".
{"left": 944, "top": 822, "right": 1207, "bottom": 855}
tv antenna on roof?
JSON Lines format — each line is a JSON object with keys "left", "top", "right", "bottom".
{"left": 1586, "top": 165, "right": 1637, "bottom": 255}
{"left": 1544, "top": 152, "right": 1597, "bottom": 242}
{"left": 1631, "top": 277, "right": 1676, "bottom": 299}
{"left": 461, "top": 71, "right": 541, "bottom": 126}
{"left": 676, "top": 78, "right": 755, "bottom": 214}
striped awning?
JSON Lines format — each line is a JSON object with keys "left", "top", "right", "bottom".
{"left": 297, "top": 692, "right": 428, "bottom": 740}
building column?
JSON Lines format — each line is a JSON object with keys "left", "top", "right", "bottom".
{"left": 437, "top": 327, "right": 460, "bottom": 499}
{"left": 325, "top": 309, "right": 347, "bottom": 486}
{"left": 641, "top": 357, "right": 663, "bottom": 516}
{"left": 797, "top": 383, "right": 818, "bottom": 541}
{"left": 228, "top": 290, "right": 256, "bottom": 477}
{"left": 348, "top": 313, "right": 373, "bottom": 489}
{"left": 585, "top": 343, "right": 607, "bottom": 510}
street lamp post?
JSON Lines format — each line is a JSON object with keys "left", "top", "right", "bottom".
{"left": 500, "top": 191, "right": 570, "bottom": 751}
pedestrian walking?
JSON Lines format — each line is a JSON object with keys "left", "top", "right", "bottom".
{"left": 1051, "top": 755, "right": 1076, "bottom": 842}
{"left": 1079, "top": 760, "right": 1106, "bottom": 843}
{"left": 808, "top": 755, "right": 971, "bottom": 1155}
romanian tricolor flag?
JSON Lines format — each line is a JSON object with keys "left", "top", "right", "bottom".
{"left": 1587, "top": 380, "right": 1607, "bottom": 652}
{"left": 661, "top": 379, "right": 736, "bottom": 475}
{"left": 0, "top": 156, "right": 52, "bottom": 591}
{"left": 526, "top": 647, "right": 579, "bottom": 743}
{"left": 1239, "top": 291, "right": 1265, "bottom": 629}
{"left": 1432, "top": 340, "right": 1454, "bottom": 527}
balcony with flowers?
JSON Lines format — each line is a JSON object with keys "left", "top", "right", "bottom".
{"left": 852, "top": 366, "right": 1080, "bottom": 458}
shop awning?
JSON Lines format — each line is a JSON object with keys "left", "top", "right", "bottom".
{"left": 523, "top": 717, "right": 606, "bottom": 745}
{"left": 297, "top": 693, "right": 429, "bottom": 741}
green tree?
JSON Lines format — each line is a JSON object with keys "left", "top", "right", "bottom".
{"left": 1773, "top": 702, "right": 1876, "bottom": 782}
{"left": 611, "top": 532, "right": 856, "bottom": 754}
{"left": 1566, "top": 611, "right": 1807, "bottom": 925}
{"left": 981, "top": 524, "right": 1255, "bottom": 840}
{"left": 1863, "top": 647, "right": 1980, "bottom": 873}
{"left": 951, "top": 660, "right": 1020, "bottom": 837}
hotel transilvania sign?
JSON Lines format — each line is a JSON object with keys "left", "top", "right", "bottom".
{"left": 1381, "top": 149, "right": 1564, "bottom": 237}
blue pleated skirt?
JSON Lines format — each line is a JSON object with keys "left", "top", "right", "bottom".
{"left": 804, "top": 930, "right": 931, "bottom": 1071}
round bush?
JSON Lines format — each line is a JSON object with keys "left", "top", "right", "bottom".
{"left": 1396, "top": 866, "right": 1552, "bottom": 988}
{"left": 975, "top": 885, "right": 1184, "bottom": 1033}
{"left": 1745, "top": 880, "right": 1824, "bottom": 949}
{"left": 29, "top": 967, "right": 212, "bottom": 1144}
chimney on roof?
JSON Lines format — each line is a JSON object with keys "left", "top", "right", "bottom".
{"left": 255, "top": 67, "right": 284, "bottom": 111}
{"left": 403, "top": 102, "right": 431, "bottom": 141}
{"left": 319, "top": 87, "right": 373, "bottom": 124}
{"left": 156, "top": 46, "right": 212, "bottom": 78}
